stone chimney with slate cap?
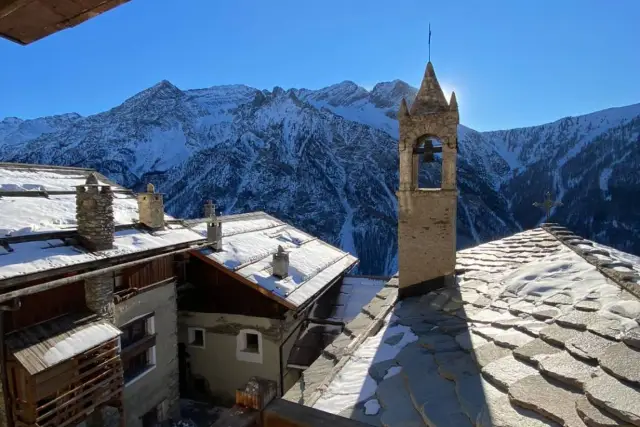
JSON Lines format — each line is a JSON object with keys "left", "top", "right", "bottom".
{"left": 207, "top": 204, "right": 223, "bottom": 251}
{"left": 75, "top": 172, "right": 116, "bottom": 323}
{"left": 397, "top": 60, "right": 459, "bottom": 298}
{"left": 272, "top": 245, "right": 289, "bottom": 279}
{"left": 137, "top": 183, "right": 165, "bottom": 229}
{"left": 76, "top": 172, "right": 114, "bottom": 251}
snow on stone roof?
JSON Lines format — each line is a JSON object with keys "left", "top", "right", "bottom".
{"left": 0, "top": 164, "right": 173, "bottom": 237}
{"left": 190, "top": 212, "right": 358, "bottom": 309}
{"left": 284, "top": 225, "right": 640, "bottom": 427}
{"left": 0, "top": 226, "right": 203, "bottom": 281}
{"left": 0, "top": 163, "right": 203, "bottom": 282}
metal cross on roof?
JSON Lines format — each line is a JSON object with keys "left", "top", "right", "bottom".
{"left": 533, "top": 191, "right": 563, "bottom": 222}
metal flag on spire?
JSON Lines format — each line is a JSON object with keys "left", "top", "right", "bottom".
{"left": 428, "top": 23, "right": 432, "bottom": 62}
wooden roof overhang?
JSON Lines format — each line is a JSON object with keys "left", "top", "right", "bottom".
{"left": 189, "top": 249, "right": 298, "bottom": 311}
{"left": 0, "top": 0, "right": 130, "bottom": 45}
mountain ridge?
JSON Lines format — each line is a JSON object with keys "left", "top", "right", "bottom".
{"left": 1, "top": 79, "right": 638, "bottom": 275}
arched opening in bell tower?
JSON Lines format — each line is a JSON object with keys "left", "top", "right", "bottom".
{"left": 413, "top": 134, "right": 443, "bottom": 189}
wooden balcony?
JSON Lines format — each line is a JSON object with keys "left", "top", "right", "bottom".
{"left": 4, "top": 313, "right": 125, "bottom": 427}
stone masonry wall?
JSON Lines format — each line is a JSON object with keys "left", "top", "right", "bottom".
{"left": 115, "top": 281, "right": 180, "bottom": 427}
{"left": 137, "top": 194, "right": 165, "bottom": 229}
{"left": 398, "top": 189, "right": 457, "bottom": 289}
{"left": 85, "top": 273, "right": 115, "bottom": 322}
{"left": 76, "top": 185, "right": 114, "bottom": 251}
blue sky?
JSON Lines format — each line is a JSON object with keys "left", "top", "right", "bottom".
{"left": 1, "top": 0, "right": 638, "bottom": 131}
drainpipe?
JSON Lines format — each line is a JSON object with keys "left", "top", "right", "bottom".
{"left": 0, "top": 298, "right": 22, "bottom": 427}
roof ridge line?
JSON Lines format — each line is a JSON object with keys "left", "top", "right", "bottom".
{"left": 541, "top": 223, "right": 640, "bottom": 299}
{"left": 0, "top": 162, "right": 95, "bottom": 172}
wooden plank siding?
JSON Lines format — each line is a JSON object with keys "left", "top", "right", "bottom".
{"left": 115, "top": 255, "right": 177, "bottom": 301}
{"left": 3, "top": 280, "right": 86, "bottom": 334}
{"left": 181, "top": 256, "right": 287, "bottom": 319}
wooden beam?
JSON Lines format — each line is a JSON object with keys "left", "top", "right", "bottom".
{"left": 0, "top": 0, "right": 33, "bottom": 20}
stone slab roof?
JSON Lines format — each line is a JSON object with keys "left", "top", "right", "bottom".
{"left": 188, "top": 212, "right": 358, "bottom": 309}
{"left": 284, "top": 225, "right": 640, "bottom": 427}
{"left": 0, "top": 163, "right": 204, "bottom": 283}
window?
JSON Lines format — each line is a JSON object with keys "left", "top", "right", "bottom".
{"left": 236, "top": 329, "right": 263, "bottom": 364}
{"left": 120, "top": 313, "right": 157, "bottom": 385}
{"left": 244, "top": 332, "right": 259, "bottom": 353}
{"left": 188, "top": 327, "right": 205, "bottom": 349}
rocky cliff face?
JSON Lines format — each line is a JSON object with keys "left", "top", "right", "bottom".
{"left": 1, "top": 80, "right": 638, "bottom": 274}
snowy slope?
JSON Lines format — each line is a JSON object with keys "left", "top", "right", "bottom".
{"left": 1, "top": 80, "right": 638, "bottom": 274}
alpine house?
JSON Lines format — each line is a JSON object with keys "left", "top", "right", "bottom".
{"left": 224, "top": 60, "right": 640, "bottom": 427}
{"left": 176, "top": 206, "right": 358, "bottom": 404}
{"left": 0, "top": 163, "right": 206, "bottom": 427}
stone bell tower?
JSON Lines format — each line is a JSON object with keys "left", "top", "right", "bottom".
{"left": 397, "top": 61, "right": 459, "bottom": 298}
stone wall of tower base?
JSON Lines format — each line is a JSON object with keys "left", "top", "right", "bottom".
{"left": 397, "top": 188, "right": 457, "bottom": 292}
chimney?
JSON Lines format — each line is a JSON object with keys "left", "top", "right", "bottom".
{"left": 76, "top": 172, "right": 114, "bottom": 251}
{"left": 137, "top": 183, "right": 165, "bottom": 229}
{"left": 206, "top": 204, "right": 222, "bottom": 251}
{"left": 204, "top": 200, "right": 214, "bottom": 219}
{"left": 272, "top": 246, "right": 289, "bottom": 279}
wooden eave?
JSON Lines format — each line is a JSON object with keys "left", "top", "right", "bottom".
{"left": 0, "top": 237, "right": 205, "bottom": 290}
{"left": 0, "top": 0, "right": 130, "bottom": 45}
{"left": 190, "top": 249, "right": 298, "bottom": 311}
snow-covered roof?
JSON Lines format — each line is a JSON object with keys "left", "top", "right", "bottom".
{"left": 6, "top": 312, "right": 121, "bottom": 375}
{"left": 0, "top": 163, "right": 203, "bottom": 282}
{"left": 0, "top": 226, "right": 203, "bottom": 281}
{"left": 0, "top": 163, "right": 173, "bottom": 237}
{"left": 189, "top": 212, "right": 358, "bottom": 309}
{"left": 284, "top": 225, "right": 640, "bottom": 427}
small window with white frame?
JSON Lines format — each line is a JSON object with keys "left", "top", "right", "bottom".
{"left": 236, "top": 329, "right": 263, "bottom": 364}
{"left": 188, "top": 327, "right": 205, "bottom": 349}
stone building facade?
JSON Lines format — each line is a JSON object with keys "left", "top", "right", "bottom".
{"left": 397, "top": 61, "right": 460, "bottom": 297}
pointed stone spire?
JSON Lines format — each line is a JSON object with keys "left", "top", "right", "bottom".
{"left": 398, "top": 97, "right": 410, "bottom": 118}
{"left": 410, "top": 62, "right": 449, "bottom": 115}
{"left": 449, "top": 91, "right": 458, "bottom": 111}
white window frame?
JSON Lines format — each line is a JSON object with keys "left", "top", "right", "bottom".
{"left": 188, "top": 327, "right": 206, "bottom": 349}
{"left": 118, "top": 313, "right": 157, "bottom": 387}
{"left": 236, "top": 329, "right": 263, "bottom": 364}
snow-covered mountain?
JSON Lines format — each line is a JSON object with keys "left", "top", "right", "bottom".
{"left": 1, "top": 79, "right": 638, "bottom": 275}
